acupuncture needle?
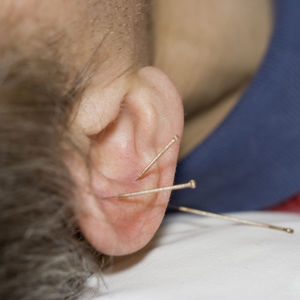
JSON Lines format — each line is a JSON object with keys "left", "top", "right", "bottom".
{"left": 104, "top": 179, "right": 294, "bottom": 234}
{"left": 135, "top": 135, "right": 179, "bottom": 181}
{"left": 103, "top": 180, "right": 196, "bottom": 199}
{"left": 113, "top": 134, "right": 294, "bottom": 234}
{"left": 168, "top": 204, "right": 294, "bottom": 234}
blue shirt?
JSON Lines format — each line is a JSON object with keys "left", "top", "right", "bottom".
{"left": 171, "top": 0, "right": 300, "bottom": 213}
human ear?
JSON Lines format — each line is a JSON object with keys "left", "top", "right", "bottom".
{"left": 68, "top": 66, "right": 183, "bottom": 256}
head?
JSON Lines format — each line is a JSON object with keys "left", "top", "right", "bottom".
{"left": 0, "top": 0, "right": 273, "bottom": 298}
{"left": 0, "top": 1, "right": 183, "bottom": 299}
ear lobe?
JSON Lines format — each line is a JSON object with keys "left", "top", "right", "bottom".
{"left": 69, "top": 66, "right": 183, "bottom": 256}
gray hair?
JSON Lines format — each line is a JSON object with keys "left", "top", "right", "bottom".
{"left": 0, "top": 54, "right": 103, "bottom": 299}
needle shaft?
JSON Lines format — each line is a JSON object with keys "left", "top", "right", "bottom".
{"left": 105, "top": 180, "right": 196, "bottom": 199}
{"left": 136, "top": 135, "right": 179, "bottom": 180}
{"left": 170, "top": 205, "right": 294, "bottom": 234}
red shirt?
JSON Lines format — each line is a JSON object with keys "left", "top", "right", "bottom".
{"left": 270, "top": 194, "right": 300, "bottom": 213}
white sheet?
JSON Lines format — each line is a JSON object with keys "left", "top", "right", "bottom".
{"left": 81, "top": 212, "right": 300, "bottom": 300}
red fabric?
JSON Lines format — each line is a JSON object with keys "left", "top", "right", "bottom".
{"left": 269, "top": 194, "right": 300, "bottom": 213}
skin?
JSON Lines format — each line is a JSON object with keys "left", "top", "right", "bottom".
{"left": 153, "top": 0, "right": 273, "bottom": 157}
{"left": 1, "top": 0, "right": 273, "bottom": 255}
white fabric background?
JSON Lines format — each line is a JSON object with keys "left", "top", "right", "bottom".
{"left": 81, "top": 212, "right": 300, "bottom": 300}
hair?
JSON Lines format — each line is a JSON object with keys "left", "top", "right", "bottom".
{"left": 0, "top": 49, "right": 104, "bottom": 299}
{"left": 0, "top": 1, "right": 155, "bottom": 298}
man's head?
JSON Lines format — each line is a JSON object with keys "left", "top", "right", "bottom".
{"left": 0, "top": 1, "right": 183, "bottom": 299}
{"left": 0, "top": 0, "right": 273, "bottom": 298}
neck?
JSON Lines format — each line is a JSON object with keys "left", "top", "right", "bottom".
{"left": 152, "top": 0, "right": 273, "bottom": 157}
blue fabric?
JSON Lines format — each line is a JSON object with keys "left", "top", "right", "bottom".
{"left": 171, "top": 0, "right": 300, "bottom": 213}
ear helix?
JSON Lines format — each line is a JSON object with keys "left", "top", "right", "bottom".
{"left": 102, "top": 134, "right": 294, "bottom": 234}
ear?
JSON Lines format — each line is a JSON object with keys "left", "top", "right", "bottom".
{"left": 68, "top": 66, "right": 183, "bottom": 256}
